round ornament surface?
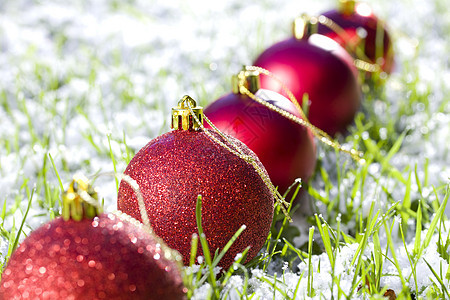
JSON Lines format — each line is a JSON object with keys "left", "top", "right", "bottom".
{"left": 117, "top": 128, "right": 274, "bottom": 271}
{"left": 0, "top": 212, "right": 186, "bottom": 300}
{"left": 204, "top": 88, "right": 316, "bottom": 193}
{"left": 254, "top": 35, "right": 360, "bottom": 136}
{"left": 317, "top": 1, "right": 394, "bottom": 73}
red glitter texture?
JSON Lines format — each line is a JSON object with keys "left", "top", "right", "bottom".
{"left": 254, "top": 36, "right": 361, "bottom": 136}
{"left": 204, "top": 89, "right": 316, "bottom": 193}
{"left": 117, "top": 129, "right": 274, "bottom": 271}
{"left": 0, "top": 213, "right": 186, "bottom": 300}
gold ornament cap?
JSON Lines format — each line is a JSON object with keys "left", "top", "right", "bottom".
{"left": 292, "top": 14, "right": 318, "bottom": 40}
{"left": 171, "top": 95, "right": 203, "bottom": 131}
{"left": 232, "top": 67, "right": 260, "bottom": 94}
{"left": 338, "top": 0, "right": 356, "bottom": 15}
{"left": 62, "top": 174, "right": 101, "bottom": 221}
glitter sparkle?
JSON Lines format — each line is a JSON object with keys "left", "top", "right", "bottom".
{"left": 117, "top": 128, "right": 274, "bottom": 270}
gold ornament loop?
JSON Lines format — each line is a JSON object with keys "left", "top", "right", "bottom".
{"left": 62, "top": 174, "right": 102, "bottom": 221}
{"left": 183, "top": 97, "right": 292, "bottom": 221}
{"left": 232, "top": 68, "right": 260, "bottom": 94}
{"left": 172, "top": 95, "right": 204, "bottom": 131}
{"left": 239, "top": 66, "right": 365, "bottom": 164}
{"left": 338, "top": 0, "right": 356, "bottom": 15}
{"left": 293, "top": 14, "right": 319, "bottom": 40}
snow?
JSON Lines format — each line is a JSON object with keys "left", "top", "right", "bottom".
{"left": 0, "top": 0, "right": 449, "bottom": 298}
{"left": 211, "top": 223, "right": 450, "bottom": 299}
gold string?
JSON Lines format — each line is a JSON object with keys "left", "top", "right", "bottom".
{"left": 92, "top": 172, "right": 183, "bottom": 263}
{"left": 112, "top": 210, "right": 183, "bottom": 263}
{"left": 185, "top": 101, "right": 292, "bottom": 221}
{"left": 115, "top": 173, "right": 152, "bottom": 232}
{"left": 312, "top": 15, "right": 381, "bottom": 73}
{"left": 242, "top": 66, "right": 365, "bottom": 164}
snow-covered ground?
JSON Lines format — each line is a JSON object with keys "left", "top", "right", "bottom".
{"left": 0, "top": 0, "right": 448, "bottom": 298}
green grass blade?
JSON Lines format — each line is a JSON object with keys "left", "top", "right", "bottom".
{"left": 221, "top": 246, "right": 250, "bottom": 286}
{"left": 48, "top": 153, "right": 64, "bottom": 193}
{"left": 195, "top": 195, "right": 219, "bottom": 298}
{"left": 418, "top": 186, "right": 449, "bottom": 259}
{"left": 382, "top": 218, "right": 406, "bottom": 287}
{"left": 413, "top": 201, "right": 422, "bottom": 257}
{"left": 12, "top": 189, "right": 34, "bottom": 252}
{"left": 107, "top": 134, "right": 119, "bottom": 193}
{"left": 315, "top": 215, "right": 334, "bottom": 267}
{"left": 190, "top": 233, "right": 199, "bottom": 267}
{"left": 307, "top": 226, "right": 315, "bottom": 297}
{"left": 212, "top": 224, "right": 246, "bottom": 267}
{"left": 0, "top": 198, "right": 6, "bottom": 227}
{"left": 423, "top": 259, "right": 450, "bottom": 298}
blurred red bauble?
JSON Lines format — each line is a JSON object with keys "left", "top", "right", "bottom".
{"left": 117, "top": 96, "right": 274, "bottom": 271}
{"left": 204, "top": 70, "right": 316, "bottom": 193}
{"left": 317, "top": 0, "right": 394, "bottom": 73}
{"left": 0, "top": 176, "right": 186, "bottom": 300}
{"left": 254, "top": 25, "right": 361, "bottom": 136}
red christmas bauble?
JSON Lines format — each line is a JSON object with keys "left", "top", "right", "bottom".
{"left": 254, "top": 35, "right": 361, "bottom": 136}
{"left": 117, "top": 124, "right": 274, "bottom": 270}
{"left": 0, "top": 212, "right": 186, "bottom": 299}
{"left": 204, "top": 88, "right": 316, "bottom": 193}
{"left": 317, "top": 1, "right": 394, "bottom": 73}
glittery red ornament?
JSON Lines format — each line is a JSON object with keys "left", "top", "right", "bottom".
{"left": 0, "top": 176, "right": 186, "bottom": 300}
{"left": 117, "top": 96, "right": 274, "bottom": 271}
{"left": 204, "top": 70, "right": 316, "bottom": 193}
{"left": 317, "top": 0, "right": 394, "bottom": 73}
